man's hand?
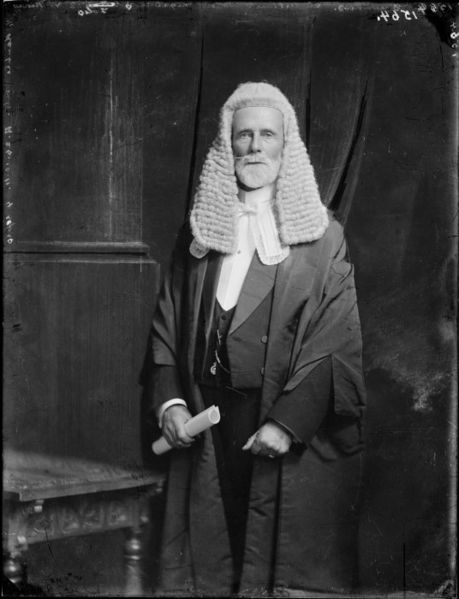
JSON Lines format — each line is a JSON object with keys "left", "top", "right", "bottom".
{"left": 162, "top": 405, "right": 195, "bottom": 449}
{"left": 242, "top": 421, "right": 292, "bottom": 458}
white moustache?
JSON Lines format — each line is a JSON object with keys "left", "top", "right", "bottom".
{"left": 235, "top": 154, "right": 271, "bottom": 166}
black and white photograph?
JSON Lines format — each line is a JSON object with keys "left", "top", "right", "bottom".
{"left": 3, "top": 2, "right": 457, "bottom": 597}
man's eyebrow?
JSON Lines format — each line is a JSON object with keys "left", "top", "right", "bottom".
{"left": 235, "top": 127, "right": 279, "bottom": 134}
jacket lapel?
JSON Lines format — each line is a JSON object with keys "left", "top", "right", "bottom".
{"left": 201, "top": 252, "right": 223, "bottom": 339}
{"left": 258, "top": 241, "right": 323, "bottom": 420}
{"left": 229, "top": 252, "right": 278, "bottom": 336}
{"left": 187, "top": 253, "right": 208, "bottom": 375}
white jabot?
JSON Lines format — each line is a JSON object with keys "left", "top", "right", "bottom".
{"left": 216, "top": 184, "right": 289, "bottom": 311}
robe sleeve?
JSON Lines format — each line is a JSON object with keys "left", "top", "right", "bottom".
{"left": 266, "top": 222, "right": 366, "bottom": 446}
{"left": 267, "top": 357, "right": 332, "bottom": 444}
{"left": 147, "top": 224, "right": 189, "bottom": 416}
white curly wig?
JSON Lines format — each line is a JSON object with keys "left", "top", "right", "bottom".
{"left": 190, "top": 81, "right": 329, "bottom": 254}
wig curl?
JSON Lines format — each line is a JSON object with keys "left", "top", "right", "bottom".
{"left": 190, "top": 82, "right": 328, "bottom": 254}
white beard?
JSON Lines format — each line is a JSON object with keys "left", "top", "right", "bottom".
{"left": 234, "top": 154, "right": 281, "bottom": 189}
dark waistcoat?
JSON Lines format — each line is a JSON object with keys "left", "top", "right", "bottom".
{"left": 226, "top": 293, "right": 272, "bottom": 389}
{"left": 194, "top": 250, "right": 276, "bottom": 391}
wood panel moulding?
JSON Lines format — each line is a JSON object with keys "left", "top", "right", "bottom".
{"left": 4, "top": 256, "right": 160, "bottom": 465}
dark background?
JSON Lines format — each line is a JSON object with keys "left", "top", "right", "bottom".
{"left": 3, "top": 2, "right": 457, "bottom": 595}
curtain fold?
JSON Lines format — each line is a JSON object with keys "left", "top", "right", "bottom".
{"left": 307, "top": 13, "right": 377, "bottom": 221}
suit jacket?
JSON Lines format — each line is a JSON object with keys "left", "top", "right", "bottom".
{"left": 148, "top": 214, "right": 366, "bottom": 596}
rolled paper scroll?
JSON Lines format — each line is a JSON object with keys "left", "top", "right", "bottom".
{"left": 152, "top": 405, "right": 221, "bottom": 455}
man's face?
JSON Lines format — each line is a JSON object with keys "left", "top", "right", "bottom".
{"left": 232, "top": 106, "right": 284, "bottom": 190}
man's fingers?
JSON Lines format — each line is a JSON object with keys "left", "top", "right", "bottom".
{"left": 251, "top": 436, "right": 280, "bottom": 457}
{"left": 163, "top": 423, "right": 194, "bottom": 449}
{"left": 248, "top": 422, "right": 293, "bottom": 457}
{"left": 177, "top": 433, "right": 194, "bottom": 445}
{"left": 254, "top": 444, "right": 275, "bottom": 457}
{"left": 176, "top": 423, "right": 194, "bottom": 444}
{"left": 242, "top": 434, "right": 256, "bottom": 451}
{"left": 243, "top": 432, "right": 274, "bottom": 455}
{"left": 162, "top": 409, "right": 196, "bottom": 448}
{"left": 176, "top": 440, "right": 193, "bottom": 449}
{"left": 170, "top": 437, "right": 193, "bottom": 449}
{"left": 162, "top": 426, "right": 175, "bottom": 447}
{"left": 174, "top": 427, "right": 194, "bottom": 447}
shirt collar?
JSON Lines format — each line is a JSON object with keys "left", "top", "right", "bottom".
{"left": 237, "top": 183, "right": 275, "bottom": 213}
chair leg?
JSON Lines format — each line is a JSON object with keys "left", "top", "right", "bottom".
{"left": 124, "top": 526, "right": 143, "bottom": 597}
{"left": 4, "top": 551, "right": 26, "bottom": 588}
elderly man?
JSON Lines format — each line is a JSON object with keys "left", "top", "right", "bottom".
{"left": 148, "top": 82, "right": 366, "bottom": 597}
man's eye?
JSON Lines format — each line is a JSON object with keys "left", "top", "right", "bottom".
{"left": 263, "top": 131, "right": 273, "bottom": 138}
{"left": 239, "top": 132, "right": 250, "bottom": 139}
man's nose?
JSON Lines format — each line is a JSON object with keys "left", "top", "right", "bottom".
{"left": 250, "top": 133, "right": 261, "bottom": 153}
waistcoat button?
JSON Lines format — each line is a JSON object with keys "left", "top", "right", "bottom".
{"left": 260, "top": 367, "right": 265, "bottom": 376}
{"left": 261, "top": 335, "right": 268, "bottom": 344}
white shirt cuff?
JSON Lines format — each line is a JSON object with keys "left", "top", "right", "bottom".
{"left": 157, "top": 398, "right": 188, "bottom": 429}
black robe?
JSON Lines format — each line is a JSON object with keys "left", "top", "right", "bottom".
{"left": 148, "top": 215, "right": 366, "bottom": 596}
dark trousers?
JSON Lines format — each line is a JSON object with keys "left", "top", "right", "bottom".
{"left": 200, "top": 385, "right": 261, "bottom": 592}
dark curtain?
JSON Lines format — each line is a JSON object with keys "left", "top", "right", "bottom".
{"left": 189, "top": 6, "right": 375, "bottom": 217}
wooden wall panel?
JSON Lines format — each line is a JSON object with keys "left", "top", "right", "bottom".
{"left": 4, "top": 2, "right": 201, "bottom": 470}
{"left": 4, "top": 256, "right": 160, "bottom": 466}
{"left": 7, "top": 3, "right": 201, "bottom": 261}
{"left": 9, "top": 11, "right": 140, "bottom": 243}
